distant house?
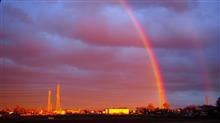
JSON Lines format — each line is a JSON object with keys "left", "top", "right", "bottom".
{"left": 105, "top": 108, "right": 129, "bottom": 115}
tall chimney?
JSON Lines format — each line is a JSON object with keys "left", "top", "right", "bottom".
{"left": 56, "top": 83, "right": 61, "bottom": 111}
{"left": 47, "top": 90, "right": 52, "bottom": 112}
{"left": 205, "top": 96, "right": 209, "bottom": 105}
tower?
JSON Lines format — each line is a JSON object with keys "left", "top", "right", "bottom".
{"left": 55, "top": 83, "right": 61, "bottom": 111}
{"left": 47, "top": 90, "right": 52, "bottom": 112}
{"left": 205, "top": 96, "right": 209, "bottom": 105}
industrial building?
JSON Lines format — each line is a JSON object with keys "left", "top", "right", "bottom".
{"left": 105, "top": 108, "right": 129, "bottom": 115}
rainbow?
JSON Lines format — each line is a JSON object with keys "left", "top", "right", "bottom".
{"left": 120, "top": 0, "right": 167, "bottom": 107}
{"left": 187, "top": 25, "right": 212, "bottom": 104}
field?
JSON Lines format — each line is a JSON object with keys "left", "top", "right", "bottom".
{"left": 1, "top": 115, "right": 220, "bottom": 123}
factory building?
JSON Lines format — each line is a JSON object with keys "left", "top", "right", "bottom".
{"left": 105, "top": 108, "right": 129, "bottom": 115}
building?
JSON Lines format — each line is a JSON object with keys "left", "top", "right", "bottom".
{"left": 105, "top": 108, "right": 129, "bottom": 115}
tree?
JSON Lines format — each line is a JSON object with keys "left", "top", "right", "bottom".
{"left": 147, "top": 103, "right": 155, "bottom": 111}
{"left": 163, "top": 102, "right": 170, "bottom": 109}
{"left": 14, "top": 105, "right": 26, "bottom": 114}
{"left": 216, "top": 97, "right": 220, "bottom": 108}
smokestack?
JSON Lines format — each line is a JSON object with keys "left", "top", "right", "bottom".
{"left": 205, "top": 96, "right": 209, "bottom": 105}
{"left": 55, "top": 83, "right": 61, "bottom": 111}
{"left": 47, "top": 90, "right": 52, "bottom": 112}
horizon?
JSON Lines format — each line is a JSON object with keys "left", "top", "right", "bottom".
{"left": 0, "top": 0, "right": 219, "bottom": 110}
{"left": 1, "top": 82, "right": 219, "bottom": 110}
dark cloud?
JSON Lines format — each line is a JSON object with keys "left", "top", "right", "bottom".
{"left": 1, "top": 4, "right": 32, "bottom": 23}
{"left": 126, "top": 0, "right": 196, "bottom": 12}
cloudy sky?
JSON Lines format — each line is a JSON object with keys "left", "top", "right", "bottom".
{"left": 0, "top": 0, "right": 219, "bottom": 109}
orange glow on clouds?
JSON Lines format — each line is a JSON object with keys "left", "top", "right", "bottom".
{"left": 120, "top": 0, "right": 167, "bottom": 107}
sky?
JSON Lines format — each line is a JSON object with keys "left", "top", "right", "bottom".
{"left": 0, "top": 0, "right": 219, "bottom": 109}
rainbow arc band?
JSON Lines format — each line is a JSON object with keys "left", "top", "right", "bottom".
{"left": 120, "top": 0, "right": 167, "bottom": 107}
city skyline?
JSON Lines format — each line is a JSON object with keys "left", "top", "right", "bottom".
{"left": 0, "top": 0, "right": 219, "bottom": 109}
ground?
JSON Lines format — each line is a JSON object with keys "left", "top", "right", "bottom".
{"left": 1, "top": 115, "right": 220, "bottom": 123}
